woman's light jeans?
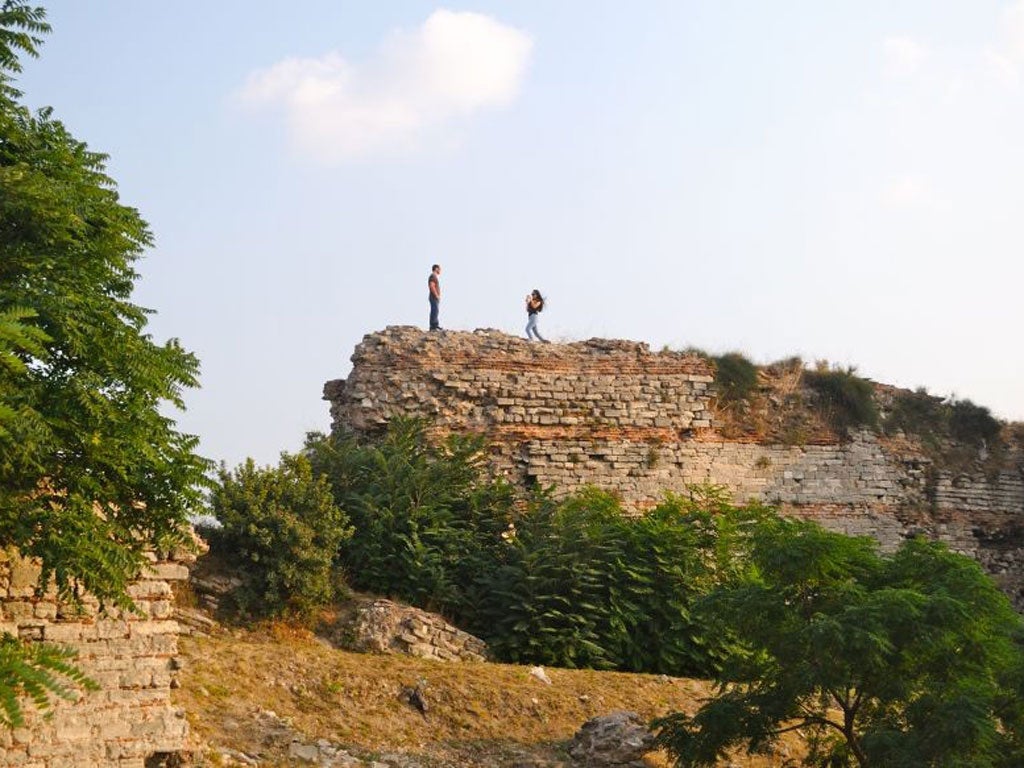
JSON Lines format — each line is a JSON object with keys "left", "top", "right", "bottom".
{"left": 526, "top": 314, "right": 545, "bottom": 341}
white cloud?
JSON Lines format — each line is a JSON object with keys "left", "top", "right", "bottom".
{"left": 982, "top": 0, "right": 1024, "bottom": 87}
{"left": 1004, "top": 0, "right": 1024, "bottom": 60}
{"left": 883, "top": 36, "right": 929, "bottom": 77}
{"left": 982, "top": 49, "right": 1019, "bottom": 88}
{"left": 881, "top": 175, "right": 925, "bottom": 208}
{"left": 238, "top": 10, "right": 533, "bottom": 163}
{"left": 879, "top": 174, "right": 948, "bottom": 212}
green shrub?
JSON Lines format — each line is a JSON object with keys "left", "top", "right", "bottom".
{"left": 474, "top": 486, "right": 768, "bottom": 676}
{"left": 950, "top": 398, "right": 1002, "bottom": 447}
{"left": 884, "top": 387, "right": 945, "bottom": 441}
{"left": 804, "top": 366, "right": 879, "bottom": 436}
{"left": 206, "top": 453, "right": 351, "bottom": 618}
{"left": 474, "top": 488, "right": 622, "bottom": 669}
{"left": 712, "top": 352, "right": 759, "bottom": 405}
{"left": 306, "top": 419, "right": 516, "bottom": 621}
{"left": 885, "top": 390, "right": 1004, "bottom": 463}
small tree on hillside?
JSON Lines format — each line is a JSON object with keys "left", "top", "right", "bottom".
{"left": 1, "top": 2, "right": 208, "bottom": 724}
{"left": 654, "top": 518, "right": 1024, "bottom": 767}
{"left": 207, "top": 453, "right": 352, "bottom": 618}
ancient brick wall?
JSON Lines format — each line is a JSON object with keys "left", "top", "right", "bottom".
{"left": 0, "top": 549, "right": 193, "bottom": 767}
{"left": 325, "top": 326, "right": 1024, "bottom": 606}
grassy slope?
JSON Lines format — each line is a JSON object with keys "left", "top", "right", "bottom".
{"left": 175, "top": 624, "right": 803, "bottom": 767}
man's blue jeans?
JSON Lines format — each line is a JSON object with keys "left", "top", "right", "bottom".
{"left": 429, "top": 297, "right": 440, "bottom": 330}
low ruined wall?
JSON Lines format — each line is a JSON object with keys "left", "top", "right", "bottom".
{"left": 335, "top": 598, "right": 487, "bottom": 662}
{"left": 0, "top": 549, "right": 192, "bottom": 767}
{"left": 325, "top": 327, "right": 1024, "bottom": 607}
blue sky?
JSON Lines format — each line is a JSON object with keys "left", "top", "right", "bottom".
{"left": 15, "top": 1, "right": 1024, "bottom": 466}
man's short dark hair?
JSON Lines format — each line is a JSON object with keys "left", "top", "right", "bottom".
{"left": 431, "top": 264, "right": 440, "bottom": 272}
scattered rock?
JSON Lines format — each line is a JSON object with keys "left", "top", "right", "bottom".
{"left": 398, "top": 679, "right": 429, "bottom": 717}
{"left": 216, "top": 748, "right": 259, "bottom": 766}
{"left": 144, "top": 752, "right": 195, "bottom": 768}
{"left": 529, "top": 666, "right": 552, "bottom": 685}
{"left": 289, "top": 741, "right": 321, "bottom": 762}
{"left": 568, "top": 711, "right": 655, "bottom": 767}
{"left": 174, "top": 606, "right": 218, "bottom": 636}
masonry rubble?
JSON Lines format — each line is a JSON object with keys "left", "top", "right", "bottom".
{"left": 325, "top": 326, "right": 1024, "bottom": 608}
{"left": 567, "top": 711, "right": 655, "bottom": 767}
{"left": 332, "top": 598, "right": 487, "bottom": 662}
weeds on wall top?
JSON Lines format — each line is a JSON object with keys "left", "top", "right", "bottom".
{"left": 949, "top": 398, "right": 1002, "bottom": 446}
{"left": 884, "top": 388, "right": 1005, "bottom": 473}
{"left": 803, "top": 364, "right": 880, "bottom": 438}
{"left": 666, "top": 346, "right": 759, "bottom": 407}
{"left": 884, "top": 388, "right": 1001, "bottom": 445}
{"left": 711, "top": 353, "right": 759, "bottom": 406}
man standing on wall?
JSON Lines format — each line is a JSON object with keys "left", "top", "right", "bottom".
{"left": 428, "top": 264, "right": 442, "bottom": 331}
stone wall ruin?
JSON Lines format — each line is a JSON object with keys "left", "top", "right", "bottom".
{"left": 325, "top": 326, "right": 1024, "bottom": 607}
{"left": 0, "top": 549, "right": 193, "bottom": 767}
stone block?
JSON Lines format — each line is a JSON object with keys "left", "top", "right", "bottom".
{"left": 127, "top": 580, "right": 172, "bottom": 599}
{"left": 128, "top": 620, "right": 179, "bottom": 637}
{"left": 96, "top": 619, "right": 130, "bottom": 639}
{"left": 5, "top": 602, "right": 35, "bottom": 621}
{"left": 8, "top": 558, "right": 42, "bottom": 592}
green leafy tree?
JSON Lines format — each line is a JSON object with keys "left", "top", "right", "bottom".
{"left": 1, "top": 1, "right": 208, "bottom": 723}
{"left": 0, "top": 306, "right": 48, "bottom": 434}
{"left": 207, "top": 453, "right": 351, "bottom": 618}
{"left": 654, "top": 518, "right": 1024, "bottom": 767}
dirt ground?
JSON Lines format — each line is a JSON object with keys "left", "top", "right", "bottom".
{"left": 175, "top": 623, "right": 805, "bottom": 767}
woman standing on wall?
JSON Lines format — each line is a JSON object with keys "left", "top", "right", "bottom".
{"left": 525, "top": 289, "right": 547, "bottom": 342}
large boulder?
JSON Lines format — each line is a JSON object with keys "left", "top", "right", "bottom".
{"left": 568, "top": 711, "right": 655, "bottom": 767}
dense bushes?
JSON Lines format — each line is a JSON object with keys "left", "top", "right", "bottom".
{"left": 304, "top": 421, "right": 757, "bottom": 674}
{"left": 885, "top": 388, "right": 1002, "bottom": 447}
{"left": 804, "top": 365, "right": 879, "bottom": 436}
{"left": 949, "top": 398, "right": 1002, "bottom": 446}
{"left": 305, "top": 419, "right": 516, "bottom": 621}
{"left": 475, "top": 487, "right": 768, "bottom": 675}
{"left": 207, "top": 419, "right": 771, "bottom": 677}
{"left": 207, "top": 413, "right": 1019, "bottom": 735}
{"left": 308, "top": 419, "right": 775, "bottom": 676}
{"left": 883, "top": 387, "right": 945, "bottom": 444}
{"left": 205, "top": 453, "right": 351, "bottom": 618}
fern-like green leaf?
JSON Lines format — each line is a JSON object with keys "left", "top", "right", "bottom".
{"left": 0, "top": 633, "right": 97, "bottom": 728}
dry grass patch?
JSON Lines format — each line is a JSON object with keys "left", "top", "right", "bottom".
{"left": 176, "top": 624, "right": 804, "bottom": 766}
